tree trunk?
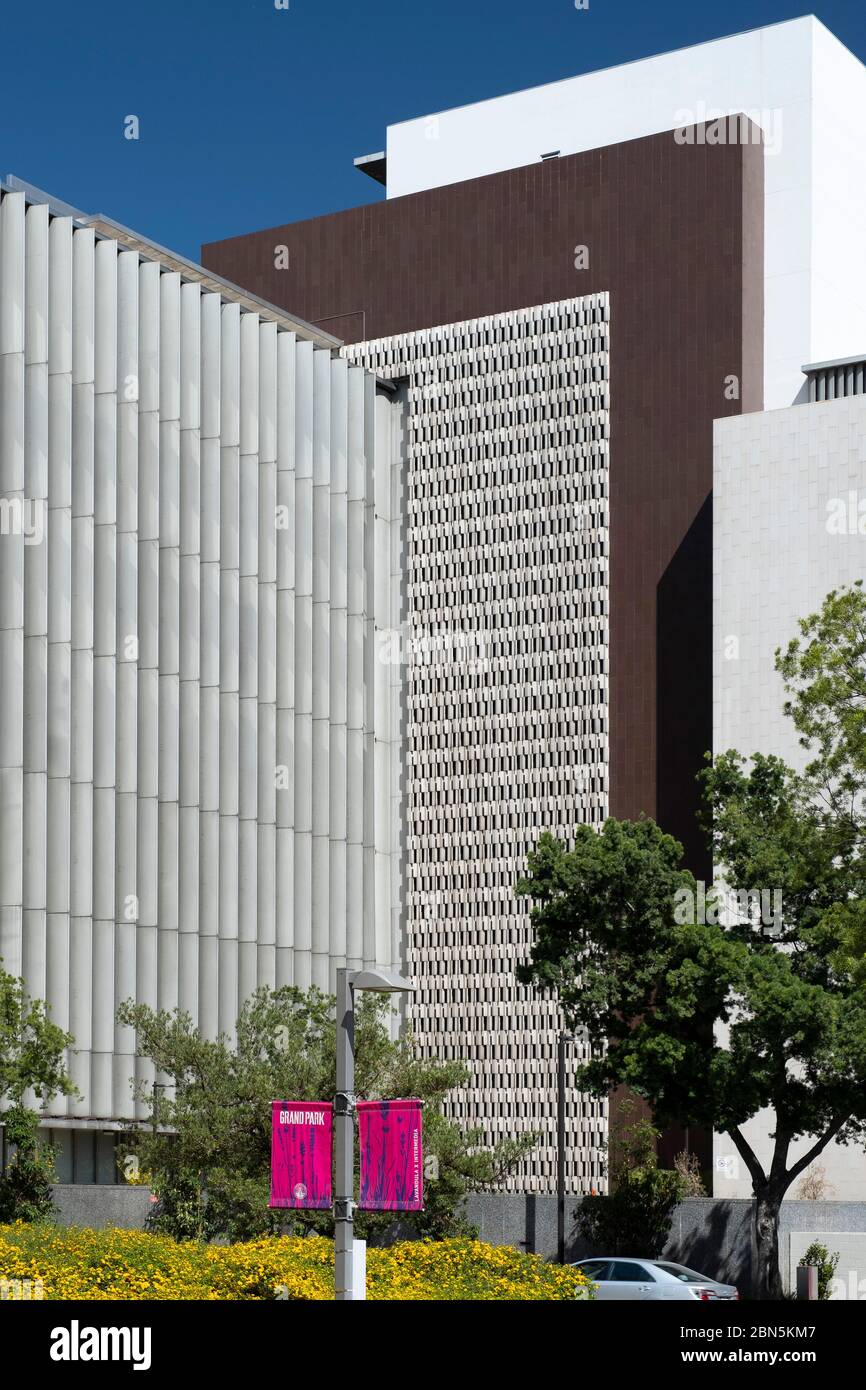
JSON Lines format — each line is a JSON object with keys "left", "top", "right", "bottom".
{"left": 728, "top": 1119, "right": 847, "bottom": 1300}
{"left": 753, "top": 1182, "right": 785, "bottom": 1300}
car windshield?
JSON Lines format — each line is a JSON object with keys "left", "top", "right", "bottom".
{"left": 654, "top": 1262, "right": 714, "bottom": 1283}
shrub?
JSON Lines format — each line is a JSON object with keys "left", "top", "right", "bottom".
{"left": 577, "top": 1169, "right": 683, "bottom": 1257}
{"left": 795, "top": 1165, "right": 836, "bottom": 1201}
{"left": 802, "top": 1241, "right": 840, "bottom": 1300}
{"left": 673, "top": 1150, "right": 707, "bottom": 1197}
{"left": 577, "top": 1102, "right": 687, "bottom": 1257}
{"left": 0, "top": 1108, "right": 58, "bottom": 1225}
{"left": 0, "top": 1225, "right": 593, "bottom": 1301}
{"left": 0, "top": 966, "right": 74, "bottom": 1226}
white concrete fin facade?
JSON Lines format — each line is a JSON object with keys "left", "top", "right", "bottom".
{"left": 345, "top": 295, "right": 610, "bottom": 1191}
{"left": 0, "top": 184, "right": 404, "bottom": 1124}
{"left": 386, "top": 16, "right": 866, "bottom": 412}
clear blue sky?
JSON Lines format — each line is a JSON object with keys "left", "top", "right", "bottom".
{"left": 2, "top": 0, "right": 865, "bottom": 261}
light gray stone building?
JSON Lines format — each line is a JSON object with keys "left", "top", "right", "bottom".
{"left": 0, "top": 179, "right": 404, "bottom": 1172}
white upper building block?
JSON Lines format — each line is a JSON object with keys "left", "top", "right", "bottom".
{"left": 386, "top": 16, "right": 866, "bottom": 410}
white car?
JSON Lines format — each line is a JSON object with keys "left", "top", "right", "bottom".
{"left": 573, "top": 1257, "right": 739, "bottom": 1301}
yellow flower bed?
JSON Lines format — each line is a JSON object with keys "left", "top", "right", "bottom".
{"left": 0, "top": 1223, "right": 592, "bottom": 1301}
{"left": 365, "top": 1237, "right": 593, "bottom": 1301}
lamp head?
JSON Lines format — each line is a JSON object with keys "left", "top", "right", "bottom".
{"left": 350, "top": 967, "right": 415, "bottom": 995}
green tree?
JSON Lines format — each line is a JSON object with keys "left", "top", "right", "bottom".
{"left": 518, "top": 585, "right": 866, "bottom": 1299}
{"left": 777, "top": 581, "right": 866, "bottom": 984}
{"left": 516, "top": 804, "right": 866, "bottom": 1299}
{"left": 0, "top": 964, "right": 76, "bottom": 1223}
{"left": 777, "top": 582, "right": 866, "bottom": 821}
{"left": 117, "top": 986, "right": 534, "bottom": 1243}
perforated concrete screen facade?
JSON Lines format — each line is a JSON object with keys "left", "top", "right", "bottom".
{"left": 201, "top": 33, "right": 763, "bottom": 1199}
{"left": 0, "top": 185, "right": 403, "bottom": 1124}
{"left": 345, "top": 294, "right": 610, "bottom": 1191}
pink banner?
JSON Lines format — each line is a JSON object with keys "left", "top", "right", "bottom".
{"left": 269, "top": 1101, "right": 333, "bottom": 1209}
{"left": 357, "top": 1099, "right": 423, "bottom": 1212}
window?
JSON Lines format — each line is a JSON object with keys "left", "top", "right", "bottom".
{"left": 610, "top": 1262, "right": 655, "bottom": 1282}
{"left": 577, "top": 1260, "right": 611, "bottom": 1281}
{"left": 654, "top": 1263, "right": 708, "bottom": 1284}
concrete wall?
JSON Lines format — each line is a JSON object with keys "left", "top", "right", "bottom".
{"left": 789, "top": 1227, "right": 866, "bottom": 1300}
{"left": 50, "top": 1184, "right": 154, "bottom": 1230}
{"left": 464, "top": 1194, "right": 866, "bottom": 1297}
{"left": 714, "top": 393, "right": 866, "bottom": 789}
{"left": 713, "top": 393, "right": 866, "bottom": 1201}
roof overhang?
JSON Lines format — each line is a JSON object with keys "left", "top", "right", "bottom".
{"left": 2, "top": 174, "right": 342, "bottom": 350}
{"left": 353, "top": 151, "right": 387, "bottom": 186}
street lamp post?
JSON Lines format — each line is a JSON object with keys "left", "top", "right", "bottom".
{"left": 556, "top": 1031, "right": 579, "bottom": 1266}
{"left": 334, "top": 966, "right": 415, "bottom": 1302}
{"left": 556, "top": 1033, "right": 567, "bottom": 1265}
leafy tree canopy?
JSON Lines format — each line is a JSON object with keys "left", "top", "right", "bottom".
{"left": 0, "top": 964, "right": 75, "bottom": 1108}
{"left": 518, "top": 810, "right": 866, "bottom": 1149}
{"left": 117, "top": 986, "right": 535, "bottom": 1243}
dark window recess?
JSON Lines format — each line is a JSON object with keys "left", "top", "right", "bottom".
{"left": 611, "top": 1262, "right": 656, "bottom": 1282}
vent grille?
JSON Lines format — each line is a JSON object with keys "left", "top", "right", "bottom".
{"left": 805, "top": 355, "right": 866, "bottom": 401}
